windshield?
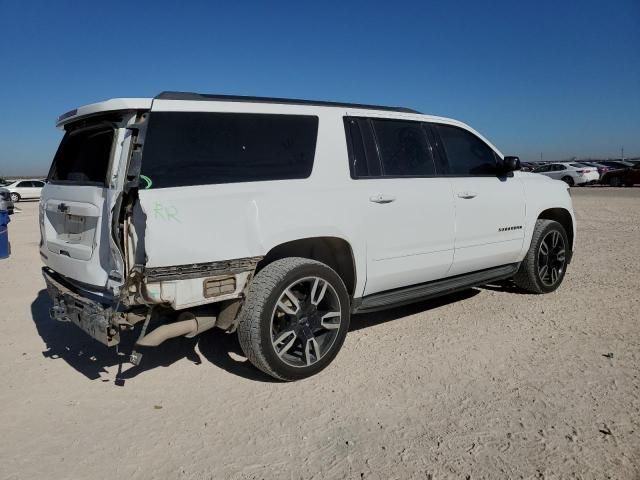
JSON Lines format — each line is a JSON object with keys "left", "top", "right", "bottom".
{"left": 48, "top": 124, "right": 115, "bottom": 186}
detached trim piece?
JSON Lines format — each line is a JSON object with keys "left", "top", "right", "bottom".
{"left": 145, "top": 256, "right": 263, "bottom": 282}
{"left": 155, "top": 91, "right": 421, "bottom": 114}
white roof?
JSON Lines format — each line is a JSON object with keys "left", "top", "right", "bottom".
{"left": 56, "top": 98, "right": 152, "bottom": 127}
{"left": 55, "top": 94, "right": 502, "bottom": 156}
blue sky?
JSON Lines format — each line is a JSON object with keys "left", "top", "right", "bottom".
{"left": 0, "top": 0, "right": 638, "bottom": 175}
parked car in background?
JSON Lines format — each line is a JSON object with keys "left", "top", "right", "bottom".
{"left": 576, "top": 162, "right": 612, "bottom": 178}
{"left": 4, "top": 179, "right": 45, "bottom": 202}
{"left": 0, "top": 187, "right": 14, "bottom": 214}
{"left": 532, "top": 163, "right": 599, "bottom": 186}
{"left": 600, "top": 163, "right": 640, "bottom": 187}
{"left": 520, "top": 162, "right": 536, "bottom": 172}
{"left": 596, "top": 160, "right": 633, "bottom": 170}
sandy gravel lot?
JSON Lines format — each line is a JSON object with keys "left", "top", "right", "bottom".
{"left": 1, "top": 188, "right": 639, "bottom": 479}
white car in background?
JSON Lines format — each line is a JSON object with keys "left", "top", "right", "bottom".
{"left": 533, "top": 163, "right": 599, "bottom": 186}
{"left": 4, "top": 179, "right": 46, "bottom": 202}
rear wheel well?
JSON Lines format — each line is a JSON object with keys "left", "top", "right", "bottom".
{"left": 257, "top": 237, "right": 356, "bottom": 296}
{"left": 538, "top": 208, "right": 573, "bottom": 248}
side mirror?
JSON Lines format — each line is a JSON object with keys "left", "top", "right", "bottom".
{"left": 503, "top": 156, "right": 521, "bottom": 172}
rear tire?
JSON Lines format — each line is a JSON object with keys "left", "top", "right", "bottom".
{"left": 561, "top": 176, "right": 574, "bottom": 187}
{"left": 514, "top": 219, "right": 569, "bottom": 294}
{"left": 237, "top": 257, "right": 350, "bottom": 381}
{"left": 10, "top": 193, "right": 20, "bottom": 203}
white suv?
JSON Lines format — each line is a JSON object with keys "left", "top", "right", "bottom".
{"left": 40, "top": 92, "right": 576, "bottom": 380}
{"left": 5, "top": 179, "right": 46, "bottom": 202}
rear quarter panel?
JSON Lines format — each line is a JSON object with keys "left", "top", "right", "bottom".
{"left": 138, "top": 107, "right": 369, "bottom": 297}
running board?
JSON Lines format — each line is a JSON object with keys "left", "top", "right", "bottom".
{"left": 352, "top": 263, "right": 519, "bottom": 314}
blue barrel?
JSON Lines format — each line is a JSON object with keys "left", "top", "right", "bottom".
{"left": 0, "top": 210, "right": 10, "bottom": 259}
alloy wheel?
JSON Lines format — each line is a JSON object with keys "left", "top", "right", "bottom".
{"left": 270, "top": 276, "right": 342, "bottom": 368}
{"left": 537, "top": 230, "right": 566, "bottom": 287}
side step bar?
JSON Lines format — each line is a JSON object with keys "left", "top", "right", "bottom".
{"left": 352, "top": 263, "right": 519, "bottom": 314}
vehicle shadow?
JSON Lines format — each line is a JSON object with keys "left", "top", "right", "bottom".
{"left": 479, "top": 278, "right": 533, "bottom": 295}
{"left": 32, "top": 290, "right": 205, "bottom": 382}
{"left": 350, "top": 288, "right": 480, "bottom": 331}
{"left": 31, "top": 289, "right": 274, "bottom": 384}
{"left": 31, "top": 287, "right": 482, "bottom": 385}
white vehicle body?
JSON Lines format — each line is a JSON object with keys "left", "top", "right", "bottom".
{"left": 40, "top": 92, "right": 576, "bottom": 352}
{"left": 533, "top": 162, "right": 599, "bottom": 185}
{"left": 5, "top": 179, "right": 45, "bottom": 202}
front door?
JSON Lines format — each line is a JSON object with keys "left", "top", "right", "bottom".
{"left": 431, "top": 123, "right": 526, "bottom": 276}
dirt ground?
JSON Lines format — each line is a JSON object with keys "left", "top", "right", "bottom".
{"left": 1, "top": 188, "right": 639, "bottom": 479}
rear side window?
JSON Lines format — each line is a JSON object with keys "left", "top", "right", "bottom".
{"left": 371, "top": 119, "right": 435, "bottom": 176}
{"left": 49, "top": 126, "right": 115, "bottom": 185}
{"left": 436, "top": 124, "right": 498, "bottom": 175}
{"left": 343, "top": 118, "right": 381, "bottom": 178}
{"left": 141, "top": 112, "right": 318, "bottom": 189}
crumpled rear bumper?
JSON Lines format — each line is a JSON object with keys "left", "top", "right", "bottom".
{"left": 43, "top": 267, "right": 120, "bottom": 346}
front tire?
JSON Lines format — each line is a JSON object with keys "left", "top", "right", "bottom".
{"left": 10, "top": 193, "right": 20, "bottom": 203}
{"left": 237, "top": 257, "right": 350, "bottom": 381}
{"left": 514, "top": 219, "right": 569, "bottom": 294}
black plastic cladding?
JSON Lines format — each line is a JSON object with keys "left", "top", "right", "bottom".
{"left": 154, "top": 91, "right": 421, "bottom": 114}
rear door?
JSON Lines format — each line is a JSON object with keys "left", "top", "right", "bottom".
{"left": 15, "top": 181, "right": 33, "bottom": 198}
{"left": 344, "top": 117, "right": 455, "bottom": 296}
{"left": 430, "top": 123, "right": 526, "bottom": 276}
{"left": 40, "top": 115, "right": 137, "bottom": 293}
{"left": 548, "top": 164, "right": 566, "bottom": 180}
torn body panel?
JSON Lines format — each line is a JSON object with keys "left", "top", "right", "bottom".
{"left": 145, "top": 270, "right": 253, "bottom": 310}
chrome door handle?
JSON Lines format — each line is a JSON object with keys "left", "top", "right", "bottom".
{"left": 369, "top": 194, "right": 396, "bottom": 204}
{"left": 457, "top": 191, "right": 478, "bottom": 199}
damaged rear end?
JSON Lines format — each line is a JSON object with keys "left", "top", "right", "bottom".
{"left": 41, "top": 99, "right": 152, "bottom": 346}
{"left": 41, "top": 98, "right": 261, "bottom": 360}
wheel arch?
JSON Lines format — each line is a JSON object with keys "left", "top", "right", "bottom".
{"left": 257, "top": 237, "right": 357, "bottom": 296}
{"left": 537, "top": 208, "right": 574, "bottom": 254}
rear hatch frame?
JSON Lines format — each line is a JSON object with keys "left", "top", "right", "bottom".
{"left": 40, "top": 109, "right": 147, "bottom": 299}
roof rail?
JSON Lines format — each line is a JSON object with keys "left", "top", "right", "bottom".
{"left": 154, "top": 91, "right": 421, "bottom": 114}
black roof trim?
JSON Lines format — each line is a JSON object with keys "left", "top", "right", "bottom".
{"left": 154, "top": 91, "right": 421, "bottom": 114}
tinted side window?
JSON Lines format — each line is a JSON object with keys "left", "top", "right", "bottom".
{"left": 141, "top": 112, "right": 318, "bottom": 189}
{"left": 436, "top": 124, "right": 498, "bottom": 175}
{"left": 17, "top": 181, "right": 31, "bottom": 187}
{"left": 33, "top": 181, "right": 44, "bottom": 187}
{"left": 343, "top": 118, "right": 381, "bottom": 178}
{"left": 371, "top": 119, "right": 435, "bottom": 176}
